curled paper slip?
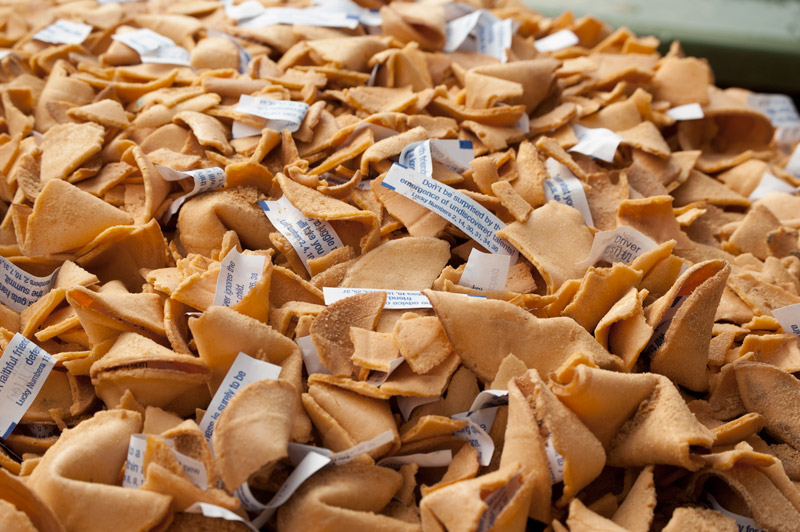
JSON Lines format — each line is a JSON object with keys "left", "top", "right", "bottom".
{"left": 199, "top": 353, "right": 282, "bottom": 441}
{"left": 212, "top": 248, "right": 265, "bottom": 308}
{"left": 157, "top": 166, "right": 226, "bottom": 221}
{"left": 748, "top": 172, "right": 799, "bottom": 201}
{"left": 382, "top": 164, "right": 518, "bottom": 260}
{"left": 34, "top": 20, "right": 92, "bottom": 45}
{"left": 459, "top": 249, "right": 510, "bottom": 292}
{"left": 0, "top": 258, "right": 59, "bottom": 312}
{"left": 569, "top": 124, "right": 624, "bottom": 163}
{"left": 543, "top": 158, "right": 594, "bottom": 226}
{"left": 772, "top": 303, "right": 800, "bottom": 342}
{"left": 666, "top": 103, "right": 705, "bottom": 121}
{"left": 236, "top": 95, "right": 310, "bottom": 133}
{"left": 578, "top": 226, "right": 658, "bottom": 266}
{"left": 260, "top": 196, "right": 343, "bottom": 274}
{"left": 0, "top": 334, "right": 56, "bottom": 439}
{"left": 534, "top": 29, "right": 578, "bottom": 52}
{"left": 444, "top": 10, "right": 514, "bottom": 62}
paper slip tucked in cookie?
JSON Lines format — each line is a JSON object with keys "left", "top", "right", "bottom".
{"left": 382, "top": 164, "right": 518, "bottom": 260}
{"left": 235, "top": 95, "right": 309, "bottom": 133}
{"left": 0, "top": 334, "right": 56, "bottom": 439}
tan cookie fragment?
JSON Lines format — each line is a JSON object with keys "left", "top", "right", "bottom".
{"left": 20, "top": 179, "right": 133, "bottom": 257}
{"left": 341, "top": 236, "right": 450, "bottom": 290}
{"left": 89, "top": 332, "right": 210, "bottom": 416}
{"left": 420, "top": 463, "right": 530, "bottom": 532}
{"left": 392, "top": 314, "right": 452, "bottom": 374}
{"left": 350, "top": 327, "right": 400, "bottom": 372}
{"left": 497, "top": 201, "right": 593, "bottom": 293}
{"left": 277, "top": 463, "right": 415, "bottom": 532}
{"left": 40, "top": 122, "right": 105, "bottom": 183}
{"left": 190, "top": 36, "right": 240, "bottom": 70}
{"left": 426, "top": 290, "right": 620, "bottom": 384}
{"left": 464, "top": 59, "right": 559, "bottom": 113}
{"left": 611, "top": 466, "right": 656, "bottom": 532}
{"left": 278, "top": 173, "right": 379, "bottom": 253}
{"left": 342, "top": 86, "right": 418, "bottom": 114}
{"left": 379, "top": 2, "right": 445, "bottom": 51}
{"left": 504, "top": 369, "right": 605, "bottom": 510}
{"left": 672, "top": 170, "right": 750, "bottom": 208}
{"left": 646, "top": 260, "right": 730, "bottom": 392}
{"left": 360, "top": 126, "right": 428, "bottom": 175}
{"left": 724, "top": 204, "right": 781, "bottom": 260}
{"left": 26, "top": 410, "right": 171, "bottom": 532}
{"left": 650, "top": 57, "right": 712, "bottom": 106}
{"left": 67, "top": 99, "right": 130, "bottom": 129}
{"left": 512, "top": 141, "right": 547, "bottom": 208}
{"left": 188, "top": 306, "right": 301, "bottom": 393}
{"left": 0, "top": 469, "right": 64, "bottom": 532}
{"left": 618, "top": 121, "right": 670, "bottom": 158}
{"left": 310, "top": 291, "right": 385, "bottom": 377}
{"left": 594, "top": 288, "right": 652, "bottom": 371}
{"left": 380, "top": 351, "right": 461, "bottom": 398}
{"left": 562, "top": 263, "right": 643, "bottom": 333}
{"left": 727, "top": 270, "right": 800, "bottom": 316}
{"left": 738, "top": 334, "right": 800, "bottom": 372}
{"left": 178, "top": 187, "right": 273, "bottom": 258}
{"left": 212, "top": 379, "right": 295, "bottom": 491}
{"left": 735, "top": 361, "right": 800, "bottom": 450}
{"left": 302, "top": 379, "right": 399, "bottom": 457}
{"left": 552, "top": 365, "right": 714, "bottom": 468}
{"left": 566, "top": 498, "right": 629, "bottom": 532}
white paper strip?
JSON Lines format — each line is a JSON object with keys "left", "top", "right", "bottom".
{"left": 534, "top": 29, "right": 579, "bottom": 52}
{"left": 543, "top": 158, "right": 594, "bottom": 226}
{"left": 225, "top": 0, "right": 267, "bottom": 20}
{"left": 748, "top": 171, "right": 798, "bottom": 201}
{"left": 259, "top": 196, "right": 343, "bottom": 274}
{"left": 382, "top": 164, "right": 518, "bottom": 259}
{"left": 157, "top": 165, "right": 226, "bottom": 220}
{"left": 772, "top": 303, "right": 800, "bottom": 342}
{"left": 212, "top": 248, "right": 266, "bottom": 308}
{"left": 199, "top": 353, "right": 282, "bottom": 441}
{"left": 364, "top": 357, "right": 404, "bottom": 387}
{"left": 444, "top": 10, "right": 514, "bottom": 62}
{"left": 235, "top": 95, "right": 309, "bottom": 133}
{"left": 0, "top": 334, "right": 56, "bottom": 439}
{"left": 452, "top": 406, "right": 499, "bottom": 466}
{"left": 313, "top": 0, "right": 382, "bottom": 26}
{"left": 0, "top": 258, "right": 58, "bottom": 312}
{"left": 666, "top": 103, "right": 704, "bottom": 121}
{"left": 747, "top": 93, "right": 800, "bottom": 147}
{"left": 459, "top": 249, "right": 510, "bottom": 291}
{"left": 578, "top": 226, "right": 658, "bottom": 266}
{"left": 545, "top": 434, "right": 564, "bottom": 484}
{"left": 569, "top": 124, "right": 624, "bottom": 163}
{"left": 34, "top": 20, "right": 92, "bottom": 45}
{"left": 328, "top": 429, "right": 396, "bottom": 465}
{"left": 322, "top": 287, "right": 433, "bottom": 309}
{"left": 467, "top": 390, "right": 509, "bottom": 412}
{"left": 296, "top": 335, "right": 331, "bottom": 376}
{"left": 231, "top": 120, "right": 263, "bottom": 139}
{"left": 399, "top": 139, "right": 474, "bottom": 177}
{"left": 122, "top": 434, "right": 149, "bottom": 488}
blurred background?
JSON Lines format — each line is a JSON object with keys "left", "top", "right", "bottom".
{"left": 524, "top": 0, "right": 800, "bottom": 105}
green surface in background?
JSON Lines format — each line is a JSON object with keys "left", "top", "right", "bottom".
{"left": 523, "top": 0, "right": 800, "bottom": 97}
